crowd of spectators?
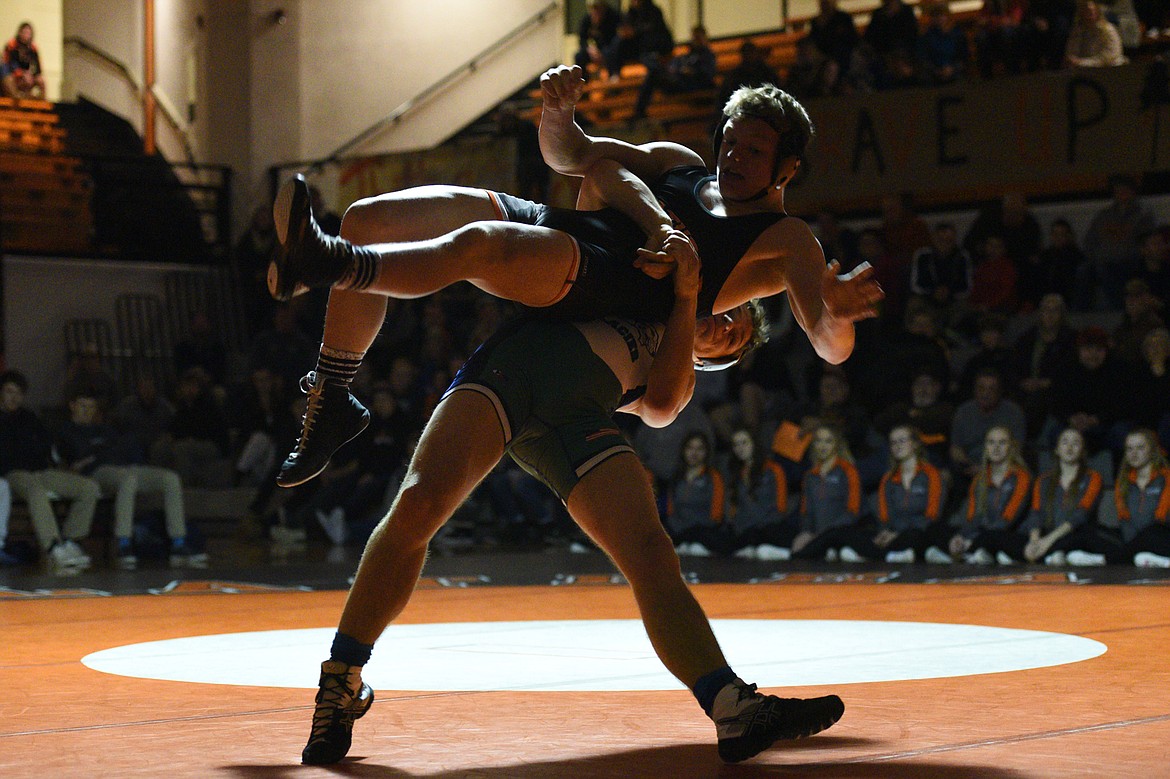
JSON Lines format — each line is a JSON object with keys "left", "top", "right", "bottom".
{"left": 570, "top": 0, "right": 1158, "bottom": 123}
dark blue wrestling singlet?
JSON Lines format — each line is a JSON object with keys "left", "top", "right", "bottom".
{"left": 490, "top": 191, "right": 675, "bottom": 323}
{"left": 651, "top": 165, "right": 787, "bottom": 316}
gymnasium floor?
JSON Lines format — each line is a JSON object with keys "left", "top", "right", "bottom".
{"left": 3, "top": 548, "right": 1169, "bottom": 778}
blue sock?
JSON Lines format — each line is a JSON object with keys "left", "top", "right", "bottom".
{"left": 330, "top": 631, "right": 374, "bottom": 667}
{"left": 693, "top": 665, "right": 738, "bottom": 717}
{"left": 116, "top": 537, "right": 132, "bottom": 554}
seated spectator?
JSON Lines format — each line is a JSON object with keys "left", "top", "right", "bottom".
{"left": 1133, "top": 227, "right": 1170, "bottom": 308}
{"left": 298, "top": 384, "right": 411, "bottom": 549}
{"left": 910, "top": 222, "right": 973, "bottom": 320}
{"left": 663, "top": 432, "right": 729, "bottom": 557}
{"left": 790, "top": 366, "right": 883, "bottom": 486}
{"left": 877, "top": 193, "right": 933, "bottom": 322}
{"left": 153, "top": 367, "right": 233, "bottom": 488}
{"left": 634, "top": 402, "right": 715, "bottom": 499}
{"left": 791, "top": 425, "right": 863, "bottom": 561}
{"left": 1043, "top": 327, "right": 1122, "bottom": 454}
{"left": 846, "top": 425, "right": 947, "bottom": 563}
{"left": 1064, "top": 0, "right": 1126, "bottom": 67}
{"left": 1008, "top": 427, "right": 1103, "bottom": 565}
{"left": 1065, "top": 429, "right": 1170, "bottom": 566}
{"left": 863, "top": 0, "right": 920, "bottom": 88}
{"left": 575, "top": 1, "right": 621, "bottom": 77}
{"left": 716, "top": 40, "right": 780, "bottom": 110}
{"left": 955, "top": 313, "right": 1015, "bottom": 398}
{"left": 0, "top": 370, "right": 100, "bottom": 574}
{"left": 632, "top": 25, "right": 715, "bottom": 120}
{"left": 944, "top": 425, "right": 1031, "bottom": 564}
{"left": 950, "top": 368, "right": 1027, "bottom": 480}
{"left": 975, "top": 0, "right": 1029, "bottom": 77}
{"left": 809, "top": 0, "right": 860, "bottom": 75}
{"left": 113, "top": 375, "right": 175, "bottom": 467}
{"left": 1011, "top": 293, "right": 1078, "bottom": 437}
{"left": 63, "top": 342, "right": 119, "bottom": 415}
{"left": 227, "top": 366, "right": 295, "bottom": 487}
{"left": 724, "top": 428, "right": 793, "bottom": 560}
{"left": 873, "top": 368, "right": 955, "bottom": 468}
{"left": 1035, "top": 218, "right": 1086, "bottom": 308}
{"left": 916, "top": 2, "right": 969, "bottom": 85}
{"left": 1028, "top": 0, "right": 1076, "bottom": 70}
{"left": 1081, "top": 173, "right": 1156, "bottom": 309}
{"left": 234, "top": 203, "right": 280, "bottom": 338}
{"left": 603, "top": 0, "right": 673, "bottom": 76}
{"left": 879, "top": 303, "right": 951, "bottom": 408}
{"left": 786, "top": 36, "right": 840, "bottom": 100}
{"left": 967, "top": 235, "right": 1020, "bottom": 316}
{"left": 175, "top": 312, "right": 227, "bottom": 388}
{"left": 249, "top": 304, "right": 318, "bottom": 394}
{"left": 1, "top": 22, "right": 45, "bottom": 99}
{"left": 55, "top": 391, "right": 206, "bottom": 570}
{"left": 1126, "top": 327, "right": 1170, "bottom": 448}
{"left": 1113, "top": 278, "right": 1165, "bottom": 367}
{"left": 963, "top": 193, "right": 1043, "bottom": 270}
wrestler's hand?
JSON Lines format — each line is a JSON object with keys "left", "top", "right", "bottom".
{"left": 540, "top": 65, "right": 587, "bottom": 113}
{"left": 665, "top": 230, "right": 701, "bottom": 300}
{"left": 822, "top": 260, "right": 883, "bottom": 321}
{"left": 635, "top": 228, "right": 694, "bottom": 284}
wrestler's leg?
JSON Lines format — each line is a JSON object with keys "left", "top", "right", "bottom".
{"left": 303, "top": 389, "right": 505, "bottom": 765}
{"left": 566, "top": 452, "right": 844, "bottom": 763}
{"left": 324, "top": 186, "right": 502, "bottom": 355}
{"left": 338, "top": 389, "right": 506, "bottom": 643}
{"left": 565, "top": 452, "right": 727, "bottom": 687}
{"left": 279, "top": 186, "right": 506, "bottom": 488}
{"left": 360, "top": 221, "right": 578, "bottom": 307}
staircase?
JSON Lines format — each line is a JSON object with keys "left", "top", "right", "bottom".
{"left": 0, "top": 96, "right": 94, "bottom": 255}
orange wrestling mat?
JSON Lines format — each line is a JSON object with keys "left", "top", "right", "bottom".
{"left": 3, "top": 580, "right": 1168, "bottom": 777}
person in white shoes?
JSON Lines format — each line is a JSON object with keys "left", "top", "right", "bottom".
{"left": 664, "top": 432, "right": 729, "bottom": 557}
{"left": 724, "top": 428, "right": 793, "bottom": 561}
{"left": 947, "top": 426, "right": 1032, "bottom": 565}
{"left": 1011, "top": 428, "right": 1104, "bottom": 566}
{"left": 1065, "top": 428, "right": 1170, "bottom": 566}
{"left": 837, "top": 425, "right": 948, "bottom": 564}
{"left": 301, "top": 224, "right": 842, "bottom": 767}
{"left": 791, "top": 425, "right": 863, "bottom": 561}
{"left": 0, "top": 370, "right": 100, "bottom": 574}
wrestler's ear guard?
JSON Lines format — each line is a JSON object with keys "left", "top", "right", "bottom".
{"left": 695, "top": 353, "right": 742, "bottom": 372}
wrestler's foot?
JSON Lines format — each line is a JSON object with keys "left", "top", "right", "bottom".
{"left": 278, "top": 373, "right": 371, "bottom": 487}
{"left": 302, "top": 660, "right": 374, "bottom": 765}
{"left": 269, "top": 174, "right": 357, "bottom": 301}
{"left": 713, "top": 680, "right": 844, "bottom": 763}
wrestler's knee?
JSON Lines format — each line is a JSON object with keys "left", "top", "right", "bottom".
{"left": 383, "top": 475, "right": 457, "bottom": 547}
{"left": 617, "top": 524, "right": 683, "bottom": 584}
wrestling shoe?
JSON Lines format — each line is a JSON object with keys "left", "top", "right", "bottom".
{"left": 713, "top": 680, "right": 844, "bottom": 763}
{"left": 269, "top": 174, "right": 358, "bottom": 301}
{"left": 277, "top": 373, "right": 371, "bottom": 487}
{"left": 302, "top": 660, "right": 374, "bottom": 765}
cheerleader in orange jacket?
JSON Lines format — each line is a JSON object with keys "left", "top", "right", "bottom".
{"left": 664, "top": 432, "right": 730, "bottom": 556}
{"left": 792, "top": 425, "right": 862, "bottom": 561}
{"left": 946, "top": 425, "right": 1031, "bottom": 564}
{"left": 1004, "top": 428, "right": 1103, "bottom": 564}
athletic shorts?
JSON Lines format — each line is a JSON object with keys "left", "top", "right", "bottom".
{"left": 442, "top": 316, "right": 635, "bottom": 502}
{"left": 489, "top": 191, "right": 674, "bottom": 323}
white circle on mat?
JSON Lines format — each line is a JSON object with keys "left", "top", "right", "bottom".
{"left": 81, "top": 619, "right": 1106, "bottom": 691}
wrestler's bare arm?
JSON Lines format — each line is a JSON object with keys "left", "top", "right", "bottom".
{"left": 714, "top": 220, "right": 879, "bottom": 365}
{"left": 539, "top": 65, "right": 701, "bottom": 183}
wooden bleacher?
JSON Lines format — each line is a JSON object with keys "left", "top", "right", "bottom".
{"left": 0, "top": 96, "right": 95, "bottom": 256}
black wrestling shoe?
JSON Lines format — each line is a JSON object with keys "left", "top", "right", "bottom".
{"left": 269, "top": 174, "right": 356, "bottom": 301}
{"left": 713, "top": 681, "right": 844, "bottom": 763}
{"left": 301, "top": 660, "right": 375, "bottom": 765}
{"left": 277, "top": 372, "right": 371, "bottom": 488}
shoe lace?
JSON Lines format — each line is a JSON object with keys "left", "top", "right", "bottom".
{"left": 735, "top": 682, "right": 759, "bottom": 704}
{"left": 309, "top": 668, "right": 356, "bottom": 739}
{"left": 295, "top": 372, "right": 324, "bottom": 455}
